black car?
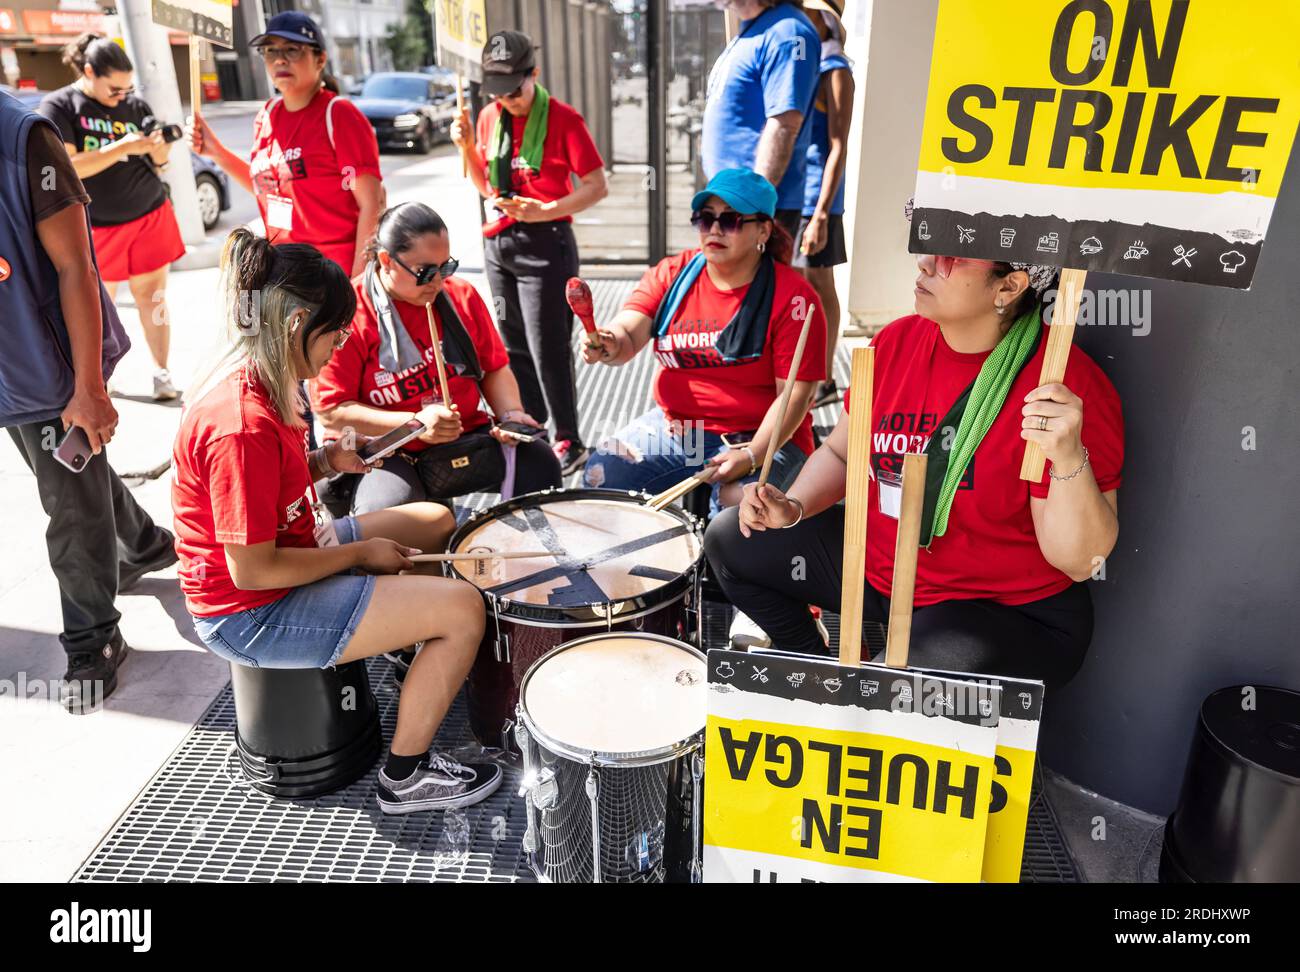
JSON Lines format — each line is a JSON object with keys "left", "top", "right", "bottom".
{"left": 353, "top": 72, "right": 457, "bottom": 153}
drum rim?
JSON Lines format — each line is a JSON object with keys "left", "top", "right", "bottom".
{"left": 517, "top": 631, "right": 707, "bottom": 766}
{"left": 445, "top": 487, "right": 703, "bottom": 623}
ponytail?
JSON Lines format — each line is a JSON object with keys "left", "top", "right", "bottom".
{"left": 63, "top": 32, "right": 132, "bottom": 78}
{"left": 189, "top": 228, "right": 356, "bottom": 427}
{"left": 766, "top": 219, "right": 795, "bottom": 265}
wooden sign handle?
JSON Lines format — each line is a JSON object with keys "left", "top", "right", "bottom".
{"left": 1019, "top": 267, "right": 1086, "bottom": 481}
{"left": 189, "top": 36, "right": 202, "bottom": 118}
{"left": 455, "top": 73, "right": 468, "bottom": 177}
{"left": 884, "top": 452, "right": 928, "bottom": 669}
{"left": 758, "top": 304, "right": 816, "bottom": 486}
{"left": 837, "top": 345, "right": 874, "bottom": 666}
{"left": 425, "top": 302, "right": 452, "bottom": 407}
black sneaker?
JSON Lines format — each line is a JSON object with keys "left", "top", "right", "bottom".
{"left": 119, "top": 531, "right": 178, "bottom": 593}
{"left": 376, "top": 754, "right": 503, "bottom": 814}
{"left": 553, "top": 439, "right": 590, "bottom": 477}
{"left": 384, "top": 646, "right": 418, "bottom": 684}
{"left": 813, "top": 379, "right": 841, "bottom": 409}
{"left": 61, "top": 634, "right": 130, "bottom": 714}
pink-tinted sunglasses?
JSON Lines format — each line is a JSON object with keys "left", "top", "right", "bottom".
{"left": 918, "top": 253, "right": 997, "bottom": 278}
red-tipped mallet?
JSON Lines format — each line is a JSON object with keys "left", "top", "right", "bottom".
{"left": 566, "top": 277, "right": 602, "bottom": 350}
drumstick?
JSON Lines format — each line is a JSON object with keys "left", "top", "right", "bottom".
{"left": 409, "top": 551, "right": 555, "bottom": 563}
{"left": 425, "top": 302, "right": 453, "bottom": 407}
{"left": 646, "top": 469, "right": 713, "bottom": 511}
{"left": 565, "top": 277, "right": 602, "bottom": 349}
{"left": 757, "top": 304, "right": 817, "bottom": 487}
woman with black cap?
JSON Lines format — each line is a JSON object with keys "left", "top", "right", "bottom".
{"left": 185, "top": 12, "right": 383, "bottom": 276}
{"left": 704, "top": 219, "right": 1124, "bottom": 689}
{"left": 449, "top": 29, "right": 608, "bottom": 477}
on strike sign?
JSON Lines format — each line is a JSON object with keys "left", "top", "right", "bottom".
{"left": 911, "top": 0, "right": 1300, "bottom": 289}
{"left": 703, "top": 650, "right": 1001, "bottom": 883}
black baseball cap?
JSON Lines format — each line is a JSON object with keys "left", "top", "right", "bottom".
{"left": 249, "top": 11, "right": 325, "bottom": 49}
{"left": 480, "top": 30, "right": 536, "bottom": 98}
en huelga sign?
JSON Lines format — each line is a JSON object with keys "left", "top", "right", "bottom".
{"left": 703, "top": 649, "right": 1001, "bottom": 883}
{"left": 911, "top": 0, "right": 1300, "bottom": 289}
{"left": 433, "top": 0, "right": 489, "bottom": 83}
{"left": 150, "top": 0, "right": 233, "bottom": 47}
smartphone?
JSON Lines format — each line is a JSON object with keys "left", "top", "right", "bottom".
{"left": 495, "top": 190, "right": 517, "bottom": 200}
{"left": 53, "top": 425, "right": 93, "bottom": 473}
{"left": 720, "top": 432, "right": 755, "bottom": 449}
{"left": 495, "top": 420, "right": 547, "bottom": 443}
{"left": 356, "top": 419, "right": 427, "bottom": 465}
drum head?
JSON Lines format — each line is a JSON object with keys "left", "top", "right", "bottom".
{"left": 449, "top": 497, "right": 699, "bottom": 607}
{"left": 523, "top": 635, "right": 706, "bottom": 756}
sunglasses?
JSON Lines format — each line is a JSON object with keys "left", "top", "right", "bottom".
{"left": 919, "top": 254, "right": 998, "bottom": 278}
{"left": 690, "top": 209, "right": 767, "bottom": 234}
{"left": 256, "top": 44, "right": 315, "bottom": 63}
{"left": 390, "top": 252, "right": 460, "bottom": 286}
{"left": 107, "top": 84, "right": 135, "bottom": 97}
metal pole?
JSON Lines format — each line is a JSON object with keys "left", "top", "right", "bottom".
{"left": 646, "top": 0, "right": 666, "bottom": 262}
{"left": 116, "top": 4, "right": 206, "bottom": 246}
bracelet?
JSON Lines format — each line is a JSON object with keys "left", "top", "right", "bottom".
{"left": 783, "top": 496, "right": 805, "bottom": 529}
{"left": 1048, "top": 447, "right": 1090, "bottom": 481}
{"left": 741, "top": 445, "right": 757, "bottom": 476}
{"left": 311, "top": 446, "right": 336, "bottom": 481}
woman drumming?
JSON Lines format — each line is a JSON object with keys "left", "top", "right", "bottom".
{"left": 172, "top": 229, "right": 500, "bottom": 813}
{"left": 185, "top": 12, "right": 382, "bottom": 275}
{"left": 310, "top": 201, "right": 562, "bottom": 515}
{"left": 581, "top": 168, "right": 825, "bottom": 516}
{"left": 705, "top": 226, "right": 1123, "bottom": 690}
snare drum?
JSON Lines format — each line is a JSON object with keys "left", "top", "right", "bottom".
{"left": 445, "top": 488, "right": 703, "bottom": 749}
{"left": 515, "top": 632, "right": 707, "bottom": 883}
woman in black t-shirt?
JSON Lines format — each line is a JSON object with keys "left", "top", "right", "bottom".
{"left": 39, "top": 32, "right": 187, "bottom": 402}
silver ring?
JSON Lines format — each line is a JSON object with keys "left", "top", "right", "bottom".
{"left": 1038, "top": 415, "right": 1049, "bottom": 431}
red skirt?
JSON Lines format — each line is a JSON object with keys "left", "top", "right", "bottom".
{"left": 91, "top": 199, "right": 186, "bottom": 281}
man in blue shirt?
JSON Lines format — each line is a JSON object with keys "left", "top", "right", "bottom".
{"left": 701, "top": 0, "right": 820, "bottom": 242}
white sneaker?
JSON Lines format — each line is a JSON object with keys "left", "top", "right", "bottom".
{"left": 152, "top": 369, "right": 179, "bottom": 402}
{"left": 729, "top": 610, "right": 772, "bottom": 651}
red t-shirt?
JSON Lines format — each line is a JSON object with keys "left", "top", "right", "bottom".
{"left": 474, "top": 96, "right": 604, "bottom": 236}
{"left": 172, "top": 369, "right": 319, "bottom": 618}
{"left": 249, "top": 89, "right": 381, "bottom": 269}
{"left": 844, "top": 315, "right": 1123, "bottom": 606}
{"left": 624, "top": 250, "right": 827, "bottom": 455}
{"left": 309, "top": 276, "right": 509, "bottom": 451}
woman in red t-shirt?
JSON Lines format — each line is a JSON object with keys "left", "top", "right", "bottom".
{"left": 449, "top": 29, "right": 609, "bottom": 476}
{"left": 172, "top": 229, "right": 500, "bottom": 814}
{"left": 185, "top": 13, "right": 383, "bottom": 276}
{"left": 580, "top": 167, "right": 825, "bottom": 517}
{"left": 310, "top": 201, "right": 562, "bottom": 519}
{"left": 705, "top": 240, "right": 1123, "bottom": 689}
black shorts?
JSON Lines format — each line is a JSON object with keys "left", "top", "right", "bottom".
{"left": 774, "top": 208, "right": 803, "bottom": 245}
{"left": 792, "top": 212, "right": 848, "bottom": 268}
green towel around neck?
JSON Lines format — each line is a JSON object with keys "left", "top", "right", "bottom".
{"left": 488, "top": 83, "right": 550, "bottom": 191}
{"left": 920, "top": 307, "right": 1043, "bottom": 547}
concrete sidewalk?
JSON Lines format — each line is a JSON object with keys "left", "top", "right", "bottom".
{"left": 0, "top": 149, "right": 492, "bottom": 882}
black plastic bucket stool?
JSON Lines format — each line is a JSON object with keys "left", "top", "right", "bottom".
{"left": 229, "top": 661, "right": 382, "bottom": 799}
{"left": 1161, "top": 685, "right": 1300, "bottom": 882}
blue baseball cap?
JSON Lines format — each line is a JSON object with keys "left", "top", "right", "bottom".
{"left": 690, "top": 168, "right": 777, "bottom": 218}
{"left": 250, "top": 12, "right": 325, "bottom": 49}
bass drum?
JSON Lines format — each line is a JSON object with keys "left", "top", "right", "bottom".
{"left": 444, "top": 488, "right": 703, "bottom": 750}
{"left": 515, "top": 632, "right": 707, "bottom": 883}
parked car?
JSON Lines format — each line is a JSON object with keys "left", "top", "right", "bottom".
{"left": 353, "top": 71, "right": 457, "bottom": 153}
{"left": 191, "top": 153, "right": 230, "bottom": 231}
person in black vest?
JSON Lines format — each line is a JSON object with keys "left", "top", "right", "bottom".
{"left": 39, "top": 33, "right": 187, "bottom": 402}
{"left": 310, "top": 202, "right": 562, "bottom": 519}
{"left": 0, "top": 90, "right": 177, "bottom": 713}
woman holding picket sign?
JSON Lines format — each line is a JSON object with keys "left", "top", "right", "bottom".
{"left": 705, "top": 202, "right": 1124, "bottom": 689}
{"left": 449, "top": 29, "right": 608, "bottom": 477}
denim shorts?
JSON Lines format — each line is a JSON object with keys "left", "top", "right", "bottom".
{"left": 191, "top": 515, "right": 376, "bottom": 669}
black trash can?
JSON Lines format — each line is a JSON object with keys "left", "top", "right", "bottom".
{"left": 1160, "top": 685, "right": 1300, "bottom": 883}
{"left": 230, "top": 661, "right": 382, "bottom": 799}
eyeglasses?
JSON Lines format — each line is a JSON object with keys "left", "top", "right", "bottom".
{"left": 107, "top": 84, "right": 134, "bottom": 97}
{"left": 331, "top": 328, "right": 353, "bottom": 350}
{"left": 500, "top": 82, "right": 525, "bottom": 100}
{"left": 690, "top": 209, "right": 766, "bottom": 234}
{"left": 390, "top": 252, "right": 460, "bottom": 286}
{"left": 918, "top": 253, "right": 999, "bottom": 278}
{"left": 255, "top": 44, "right": 314, "bottom": 63}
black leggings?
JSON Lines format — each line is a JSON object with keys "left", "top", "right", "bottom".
{"left": 704, "top": 504, "right": 1093, "bottom": 691}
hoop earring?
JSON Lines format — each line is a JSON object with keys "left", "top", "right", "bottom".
{"left": 758, "top": 241, "right": 766, "bottom": 254}
{"left": 995, "top": 302, "right": 1005, "bottom": 314}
